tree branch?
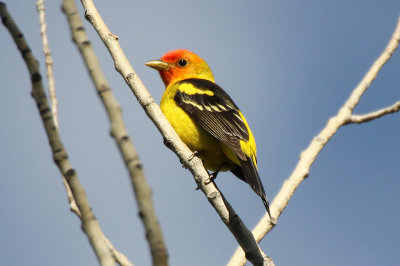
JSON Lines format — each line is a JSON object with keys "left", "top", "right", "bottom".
{"left": 61, "top": 0, "right": 167, "bottom": 265}
{"left": 78, "top": 0, "right": 273, "bottom": 265}
{"left": 348, "top": 101, "right": 400, "bottom": 124}
{"left": 0, "top": 3, "right": 117, "bottom": 265}
{"left": 36, "top": 0, "right": 58, "bottom": 127}
{"left": 228, "top": 16, "right": 400, "bottom": 266}
{"left": 36, "top": 0, "right": 81, "bottom": 218}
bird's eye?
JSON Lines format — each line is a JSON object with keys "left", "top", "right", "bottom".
{"left": 178, "top": 58, "right": 188, "bottom": 67}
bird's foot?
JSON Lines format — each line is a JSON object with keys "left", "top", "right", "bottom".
{"left": 195, "top": 171, "right": 219, "bottom": 190}
{"left": 188, "top": 151, "right": 199, "bottom": 161}
{"left": 204, "top": 170, "right": 219, "bottom": 185}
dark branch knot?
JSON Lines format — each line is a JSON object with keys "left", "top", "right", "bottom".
{"left": 126, "top": 72, "right": 135, "bottom": 82}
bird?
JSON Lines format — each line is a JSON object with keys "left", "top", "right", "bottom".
{"left": 145, "top": 49, "right": 273, "bottom": 220}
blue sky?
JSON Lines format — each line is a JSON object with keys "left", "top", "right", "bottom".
{"left": 1, "top": 1, "right": 399, "bottom": 265}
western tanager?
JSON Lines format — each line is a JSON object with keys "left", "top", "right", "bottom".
{"left": 146, "top": 49, "right": 272, "bottom": 219}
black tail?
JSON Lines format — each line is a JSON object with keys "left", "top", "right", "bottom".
{"left": 231, "top": 156, "right": 273, "bottom": 221}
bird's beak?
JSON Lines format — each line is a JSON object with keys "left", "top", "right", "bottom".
{"left": 145, "top": 59, "right": 169, "bottom": 71}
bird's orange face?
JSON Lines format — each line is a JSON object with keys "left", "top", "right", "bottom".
{"left": 146, "top": 49, "right": 215, "bottom": 86}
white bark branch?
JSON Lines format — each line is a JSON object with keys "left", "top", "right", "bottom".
{"left": 36, "top": 0, "right": 81, "bottom": 218}
{"left": 349, "top": 101, "right": 400, "bottom": 124}
{"left": 61, "top": 0, "right": 164, "bottom": 264}
{"left": 228, "top": 17, "right": 400, "bottom": 266}
{"left": 36, "top": 0, "right": 58, "bottom": 127}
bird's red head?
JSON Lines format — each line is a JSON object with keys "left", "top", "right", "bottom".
{"left": 146, "top": 49, "right": 215, "bottom": 86}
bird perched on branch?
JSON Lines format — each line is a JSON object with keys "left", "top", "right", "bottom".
{"left": 146, "top": 49, "right": 272, "bottom": 220}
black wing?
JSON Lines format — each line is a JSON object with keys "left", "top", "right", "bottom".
{"left": 174, "top": 78, "right": 248, "bottom": 160}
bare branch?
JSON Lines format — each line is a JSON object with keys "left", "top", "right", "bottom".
{"left": 78, "top": 0, "right": 272, "bottom": 264}
{"left": 0, "top": 3, "right": 115, "bottom": 265}
{"left": 61, "top": 173, "right": 82, "bottom": 217}
{"left": 61, "top": 0, "right": 166, "bottom": 265}
{"left": 102, "top": 236, "right": 135, "bottom": 266}
{"left": 228, "top": 17, "right": 400, "bottom": 266}
{"left": 36, "top": 0, "right": 81, "bottom": 219}
{"left": 36, "top": 0, "right": 58, "bottom": 127}
{"left": 348, "top": 101, "right": 400, "bottom": 124}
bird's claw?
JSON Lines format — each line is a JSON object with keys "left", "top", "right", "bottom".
{"left": 188, "top": 151, "right": 199, "bottom": 161}
{"left": 204, "top": 171, "right": 218, "bottom": 185}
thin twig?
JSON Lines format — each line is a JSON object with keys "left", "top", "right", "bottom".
{"left": 228, "top": 17, "right": 400, "bottom": 266}
{"left": 0, "top": 3, "right": 115, "bottom": 265}
{"left": 103, "top": 236, "right": 134, "bottom": 266}
{"left": 36, "top": 0, "right": 58, "bottom": 127}
{"left": 61, "top": 0, "right": 165, "bottom": 265}
{"left": 348, "top": 101, "right": 400, "bottom": 124}
{"left": 78, "top": 0, "right": 272, "bottom": 265}
{"left": 36, "top": 0, "right": 81, "bottom": 218}
{"left": 62, "top": 177, "right": 81, "bottom": 217}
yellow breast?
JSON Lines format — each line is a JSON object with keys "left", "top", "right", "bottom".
{"left": 160, "top": 82, "right": 237, "bottom": 171}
